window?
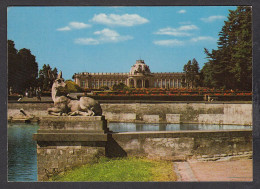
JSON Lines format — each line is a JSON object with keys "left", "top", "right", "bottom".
{"left": 81, "top": 81, "right": 85, "bottom": 88}
{"left": 174, "top": 80, "right": 177, "bottom": 88}
{"left": 166, "top": 80, "right": 169, "bottom": 88}
{"left": 154, "top": 81, "right": 157, "bottom": 87}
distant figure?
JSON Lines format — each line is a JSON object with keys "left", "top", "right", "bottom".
{"left": 9, "top": 87, "right": 13, "bottom": 95}
{"left": 25, "top": 89, "right": 29, "bottom": 97}
{"left": 36, "top": 87, "right": 41, "bottom": 101}
{"left": 28, "top": 87, "right": 33, "bottom": 98}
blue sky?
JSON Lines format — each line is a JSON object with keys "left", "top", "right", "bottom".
{"left": 8, "top": 6, "right": 236, "bottom": 80}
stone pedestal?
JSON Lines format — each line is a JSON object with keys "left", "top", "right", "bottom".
{"left": 33, "top": 116, "right": 108, "bottom": 181}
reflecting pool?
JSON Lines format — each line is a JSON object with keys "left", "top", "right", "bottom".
{"left": 7, "top": 122, "right": 251, "bottom": 182}
{"left": 8, "top": 123, "right": 39, "bottom": 182}
{"left": 108, "top": 122, "right": 252, "bottom": 133}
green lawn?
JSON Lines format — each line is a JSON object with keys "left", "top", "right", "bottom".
{"left": 50, "top": 157, "right": 177, "bottom": 182}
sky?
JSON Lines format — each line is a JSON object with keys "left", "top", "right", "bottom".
{"left": 7, "top": 6, "right": 237, "bottom": 80}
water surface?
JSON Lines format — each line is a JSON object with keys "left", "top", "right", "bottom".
{"left": 108, "top": 122, "right": 252, "bottom": 132}
{"left": 8, "top": 123, "right": 39, "bottom": 182}
{"left": 7, "top": 122, "right": 251, "bottom": 182}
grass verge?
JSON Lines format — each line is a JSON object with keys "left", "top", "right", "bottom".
{"left": 49, "top": 157, "right": 177, "bottom": 182}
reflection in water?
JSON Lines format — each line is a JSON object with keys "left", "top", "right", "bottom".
{"left": 8, "top": 123, "right": 39, "bottom": 182}
{"left": 108, "top": 123, "right": 252, "bottom": 133}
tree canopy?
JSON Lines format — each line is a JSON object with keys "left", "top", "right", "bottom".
{"left": 38, "top": 64, "right": 58, "bottom": 91}
{"left": 8, "top": 40, "right": 38, "bottom": 93}
{"left": 65, "top": 80, "right": 83, "bottom": 93}
{"left": 183, "top": 58, "right": 200, "bottom": 88}
{"left": 202, "top": 6, "right": 252, "bottom": 90}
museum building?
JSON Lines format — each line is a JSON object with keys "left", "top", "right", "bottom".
{"left": 73, "top": 60, "right": 185, "bottom": 89}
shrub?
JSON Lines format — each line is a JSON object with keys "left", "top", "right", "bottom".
{"left": 65, "top": 80, "right": 83, "bottom": 93}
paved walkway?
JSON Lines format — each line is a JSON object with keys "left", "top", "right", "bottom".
{"left": 175, "top": 159, "right": 253, "bottom": 182}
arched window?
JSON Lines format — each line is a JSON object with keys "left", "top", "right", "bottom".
{"left": 137, "top": 80, "right": 142, "bottom": 88}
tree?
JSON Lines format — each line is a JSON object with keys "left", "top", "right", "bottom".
{"left": 8, "top": 40, "right": 18, "bottom": 92}
{"left": 65, "top": 80, "right": 83, "bottom": 93}
{"left": 112, "top": 83, "right": 128, "bottom": 91}
{"left": 201, "top": 6, "right": 252, "bottom": 90}
{"left": 38, "top": 64, "right": 58, "bottom": 91}
{"left": 183, "top": 58, "right": 200, "bottom": 88}
{"left": 8, "top": 40, "right": 38, "bottom": 93}
{"left": 18, "top": 48, "right": 38, "bottom": 89}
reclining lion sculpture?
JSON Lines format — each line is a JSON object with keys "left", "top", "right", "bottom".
{"left": 47, "top": 71, "right": 102, "bottom": 116}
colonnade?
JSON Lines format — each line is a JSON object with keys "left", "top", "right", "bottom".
{"left": 74, "top": 74, "right": 183, "bottom": 89}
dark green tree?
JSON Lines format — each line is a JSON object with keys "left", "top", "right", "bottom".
{"left": 38, "top": 64, "right": 58, "bottom": 91}
{"left": 8, "top": 40, "right": 18, "bottom": 92}
{"left": 8, "top": 40, "right": 38, "bottom": 93}
{"left": 112, "top": 83, "right": 128, "bottom": 91}
{"left": 183, "top": 60, "right": 192, "bottom": 88}
{"left": 18, "top": 48, "right": 38, "bottom": 89}
{"left": 202, "top": 6, "right": 252, "bottom": 90}
{"left": 191, "top": 58, "right": 200, "bottom": 88}
{"left": 183, "top": 58, "right": 200, "bottom": 88}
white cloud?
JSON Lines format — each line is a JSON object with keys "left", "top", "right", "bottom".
{"left": 57, "top": 26, "right": 71, "bottom": 31}
{"left": 94, "top": 28, "right": 120, "bottom": 38}
{"left": 190, "top": 36, "right": 216, "bottom": 42}
{"left": 178, "top": 9, "right": 186, "bottom": 14}
{"left": 91, "top": 13, "right": 149, "bottom": 26}
{"left": 153, "top": 39, "right": 184, "bottom": 46}
{"left": 153, "top": 36, "right": 216, "bottom": 47}
{"left": 57, "top": 22, "right": 91, "bottom": 31}
{"left": 94, "top": 28, "right": 133, "bottom": 42}
{"left": 178, "top": 25, "right": 199, "bottom": 31}
{"left": 69, "top": 22, "right": 91, "bottom": 29}
{"left": 75, "top": 38, "right": 100, "bottom": 45}
{"left": 154, "top": 25, "right": 199, "bottom": 37}
{"left": 201, "top": 15, "right": 226, "bottom": 23}
{"left": 74, "top": 28, "right": 133, "bottom": 45}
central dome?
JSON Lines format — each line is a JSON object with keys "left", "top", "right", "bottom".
{"left": 130, "top": 60, "right": 151, "bottom": 75}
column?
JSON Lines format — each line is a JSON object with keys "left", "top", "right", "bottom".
{"left": 142, "top": 80, "right": 144, "bottom": 88}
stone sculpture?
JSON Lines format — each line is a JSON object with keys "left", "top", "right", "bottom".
{"left": 47, "top": 71, "right": 102, "bottom": 116}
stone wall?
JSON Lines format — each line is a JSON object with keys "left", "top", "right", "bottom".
{"left": 8, "top": 102, "right": 52, "bottom": 118}
{"left": 34, "top": 116, "right": 108, "bottom": 181}
{"left": 8, "top": 102, "right": 252, "bottom": 125}
{"left": 107, "top": 130, "right": 252, "bottom": 161}
{"left": 34, "top": 116, "right": 252, "bottom": 181}
{"left": 101, "top": 102, "right": 252, "bottom": 125}
{"left": 36, "top": 141, "right": 106, "bottom": 181}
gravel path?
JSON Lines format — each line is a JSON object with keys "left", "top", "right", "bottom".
{"left": 175, "top": 159, "right": 252, "bottom": 181}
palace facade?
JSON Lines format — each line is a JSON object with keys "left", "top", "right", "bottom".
{"left": 73, "top": 60, "right": 185, "bottom": 89}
